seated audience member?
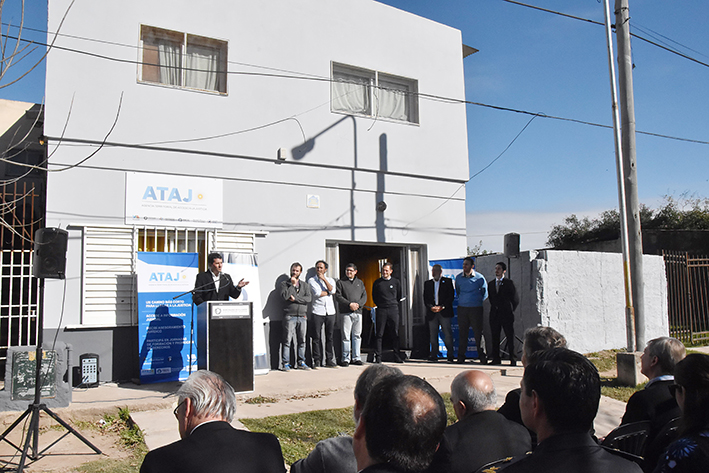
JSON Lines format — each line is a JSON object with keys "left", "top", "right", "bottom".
{"left": 498, "top": 326, "right": 567, "bottom": 438}
{"left": 354, "top": 375, "right": 447, "bottom": 473}
{"left": 493, "top": 348, "right": 642, "bottom": 473}
{"left": 291, "top": 365, "right": 403, "bottom": 473}
{"left": 621, "top": 337, "right": 685, "bottom": 470}
{"left": 653, "top": 353, "right": 709, "bottom": 473}
{"left": 140, "top": 370, "right": 285, "bottom": 473}
{"left": 428, "top": 370, "right": 530, "bottom": 473}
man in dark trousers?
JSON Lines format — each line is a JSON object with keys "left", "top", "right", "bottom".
{"left": 335, "top": 263, "right": 368, "bottom": 367}
{"left": 493, "top": 348, "right": 642, "bottom": 473}
{"left": 371, "top": 262, "right": 403, "bottom": 364}
{"left": 424, "top": 264, "right": 455, "bottom": 362}
{"left": 140, "top": 370, "right": 285, "bottom": 473}
{"left": 488, "top": 261, "right": 519, "bottom": 366}
{"left": 427, "top": 370, "right": 530, "bottom": 473}
{"left": 192, "top": 252, "right": 249, "bottom": 306}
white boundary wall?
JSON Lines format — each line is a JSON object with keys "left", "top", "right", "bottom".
{"left": 475, "top": 250, "right": 668, "bottom": 354}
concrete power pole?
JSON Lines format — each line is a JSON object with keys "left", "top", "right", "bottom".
{"left": 615, "top": 0, "right": 645, "bottom": 349}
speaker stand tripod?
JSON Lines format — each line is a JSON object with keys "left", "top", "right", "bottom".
{"left": 0, "top": 279, "right": 102, "bottom": 472}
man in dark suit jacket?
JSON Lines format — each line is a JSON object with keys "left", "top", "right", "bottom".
{"left": 493, "top": 348, "right": 642, "bottom": 473}
{"left": 192, "top": 252, "right": 249, "bottom": 306}
{"left": 427, "top": 370, "right": 530, "bottom": 473}
{"left": 488, "top": 261, "right": 519, "bottom": 366}
{"left": 620, "top": 336, "right": 685, "bottom": 469}
{"left": 424, "top": 264, "right": 456, "bottom": 362}
{"left": 140, "top": 370, "right": 285, "bottom": 473}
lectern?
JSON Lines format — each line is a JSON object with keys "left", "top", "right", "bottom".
{"left": 196, "top": 301, "right": 254, "bottom": 393}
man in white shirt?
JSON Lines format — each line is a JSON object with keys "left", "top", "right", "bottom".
{"left": 308, "top": 260, "right": 338, "bottom": 368}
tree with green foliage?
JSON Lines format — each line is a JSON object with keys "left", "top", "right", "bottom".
{"left": 547, "top": 194, "right": 709, "bottom": 249}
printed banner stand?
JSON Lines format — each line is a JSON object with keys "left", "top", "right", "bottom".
{"left": 222, "top": 253, "right": 269, "bottom": 375}
{"left": 429, "top": 258, "right": 479, "bottom": 359}
{"left": 137, "top": 252, "right": 199, "bottom": 384}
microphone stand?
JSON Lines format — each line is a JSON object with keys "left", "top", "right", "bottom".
{"left": 173, "top": 279, "right": 219, "bottom": 375}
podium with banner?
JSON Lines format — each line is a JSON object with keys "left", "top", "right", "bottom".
{"left": 197, "top": 301, "right": 254, "bottom": 393}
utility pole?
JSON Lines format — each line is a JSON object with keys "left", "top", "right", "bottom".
{"left": 615, "top": 0, "right": 645, "bottom": 349}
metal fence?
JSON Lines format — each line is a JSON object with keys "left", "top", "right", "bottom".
{"left": 663, "top": 250, "right": 709, "bottom": 344}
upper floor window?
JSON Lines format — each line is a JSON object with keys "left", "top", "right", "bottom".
{"left": 331, "top": 63, "right": 419, "bottom": 124}
{"left": 140, "top": 25, "right": 228, "bottom": 94}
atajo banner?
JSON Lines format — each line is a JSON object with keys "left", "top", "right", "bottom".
{"left": 125, "top": 172, "right": 223, "bottom": 228}
{"left": 429, "top": 258, "right": 479, "bottom": 358}
{"left": 137, "top": 252, "right": 199, "bottom": 384}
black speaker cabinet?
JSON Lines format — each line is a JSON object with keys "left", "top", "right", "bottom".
{"left": 504, "top": 232, "right": 520, "bottom": 258}
{"left": 197, "top": 301, "right": 254, "bottom": 393}
{"left": 33, "top": 228, "right": 68, "bottom": 279}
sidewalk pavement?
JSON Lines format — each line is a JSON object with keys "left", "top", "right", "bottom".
{"left": 129, "top": 360, "right": 629, "bottom": 451}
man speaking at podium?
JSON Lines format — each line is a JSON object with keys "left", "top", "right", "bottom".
{"left": 192, "top": 252, "right": 249, "bottom": 306}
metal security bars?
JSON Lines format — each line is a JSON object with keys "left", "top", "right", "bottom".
{"left": 663, "top": 250, "right": 709, "bottom": 344}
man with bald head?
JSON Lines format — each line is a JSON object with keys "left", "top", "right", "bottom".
{"left": 354, "top": 375, "right": 447, "bottom": 473}
{"left": 427, "top": 370, "right": 530, "bottom": 473}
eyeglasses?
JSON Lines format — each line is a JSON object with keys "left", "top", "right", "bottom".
{"left": 669, "top": 384, "right": 683, "bottom": 397}
{"left": 173, "top": 399, "right": 186, "bottom": 418}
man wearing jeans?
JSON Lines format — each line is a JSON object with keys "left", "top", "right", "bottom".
{"left": 280, "top": 262, "right": 312, "bottom": 371}
{"left": 308, "top": 260, "right": 338, "bottom": 368}
{"left": 454, "top": 257, "right": 488, "bottom": 364}
{"left": 336, "top": 263, "right": 367, "bottom": 367}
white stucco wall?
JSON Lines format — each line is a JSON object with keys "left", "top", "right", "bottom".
{"left": 43, "top": 0, "right": 469, "bottom": 330}
{"left": 475, "top": 250, "right": 668, "bottom": 354}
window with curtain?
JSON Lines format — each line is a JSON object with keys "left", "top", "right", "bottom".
{"left": 140, "top": 25, "right": 228, "bottom": 94}
{"left": 331, "top": 63, "right": 418, "bottom": 124}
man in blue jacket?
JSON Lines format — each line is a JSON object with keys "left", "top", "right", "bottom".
{"left": 454, "top": 257, "right": 488, "bottom": 364}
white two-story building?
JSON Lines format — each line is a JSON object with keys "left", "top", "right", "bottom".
{"left": 43, "top": 0, "right": 472, "bottom": 380}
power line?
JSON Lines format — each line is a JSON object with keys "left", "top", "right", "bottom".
{"left": 500, "top": 0, "right": 709, "bottom": 68}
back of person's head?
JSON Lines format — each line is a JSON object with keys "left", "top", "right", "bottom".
{"left": 645, "top": 337, "right": 686, "bottom": 375}
{"left": 523, "top": 348, "right": 600, "bottom": 434}
{"left": 354, "top": 364, "right": 404, "bottom": 408}
{"left": 450, "top": 370, "right": 496, "bottom": 415}
{"left": 674, "top": 353, "right": 709, "bottom": 435}
{"left": 362, "top": 375, "right": 447, "bottom": 472}
{"left": 177, "top": 370, "right": 236, "bottom": 422}
{"left": 523, "top": 326, "right": 567, "bottom": 362}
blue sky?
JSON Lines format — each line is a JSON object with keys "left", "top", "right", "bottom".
{"left": 2, "top": 0, "right": 708, "bottom": 252}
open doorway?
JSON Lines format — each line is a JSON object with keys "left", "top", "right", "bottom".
{"left": 330, "top": 242, "right": 427, "bottom": 358}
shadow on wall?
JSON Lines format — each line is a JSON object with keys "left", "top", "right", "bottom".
{"left": 263, "top": 274, "right": 289, "bottom": 370}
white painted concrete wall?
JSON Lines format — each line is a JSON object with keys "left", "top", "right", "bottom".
{"left": 43, "top": 0, "right": 469, "bottom": 330}
{"left": 475, "top": 250, "right": 668, "bottom": 354}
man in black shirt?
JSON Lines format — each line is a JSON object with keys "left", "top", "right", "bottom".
{"left": 371, "top": 262, "right": 403, "bottom": 364}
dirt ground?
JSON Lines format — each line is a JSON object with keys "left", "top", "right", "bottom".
{"left": 0, "top": 407, "right": 140, "bottom": 472}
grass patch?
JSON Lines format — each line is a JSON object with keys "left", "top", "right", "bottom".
{"left": 77, "top": 408, "right": 147, "bottom": 473}
{"left": 586, "top": 349, "right": 623, "bottom": 373}
{"left": 240, "top": 394, "right": 458, "bottom": 465}
{"left": 244, "top": 395, "right": 279, "bottom": 404}
{"left": 600, "top": 377, "right": 644, "bottom": 402}
{"left": 241, "top": 407, "right": 355, "bottom": 465}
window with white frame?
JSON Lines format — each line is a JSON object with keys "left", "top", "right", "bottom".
{"left": 331, "top": 63, "right": 419, "bottom": 124}
{"left": 140, "top": 25, "right": 228, "bottom": 94}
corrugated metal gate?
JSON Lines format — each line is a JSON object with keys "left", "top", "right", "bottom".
{"left": 663, "top": 250, "right": 709, "bottom": 344}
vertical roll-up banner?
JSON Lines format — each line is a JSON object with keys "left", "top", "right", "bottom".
{"left": 429, "top": 258, "right": 478, "bottom": 358}
{"left": 137, "top": 252, "right": 199, "bottom": 384}
{"left": 223, "top": 253, "right": 269, "bottom": 375}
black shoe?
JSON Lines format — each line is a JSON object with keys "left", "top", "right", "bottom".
{"left": 352, "top": 360, "right": 363, "bottom": 366}
{"left": 326, "top": 362, "right": 338, "bottom": 368}
{"left": 479, "top": 358, "right": 488, "bottom": 365}
{"left": 510, "top": 360, "right": 517, "bottom": 367}
{"left": 341, "top": 361, "right": 350, "bottom": 367}
{"left": 447, "top": 358, "right": 455, "bottom": 364}
{"left": 491, "top": 358, "right": 502, "bottom": 365}
{"left": 428, "top": 356, "right": 439, "bottom": 362}
{"left": 456, "top": 358, "right": 465, "bottom": 364}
